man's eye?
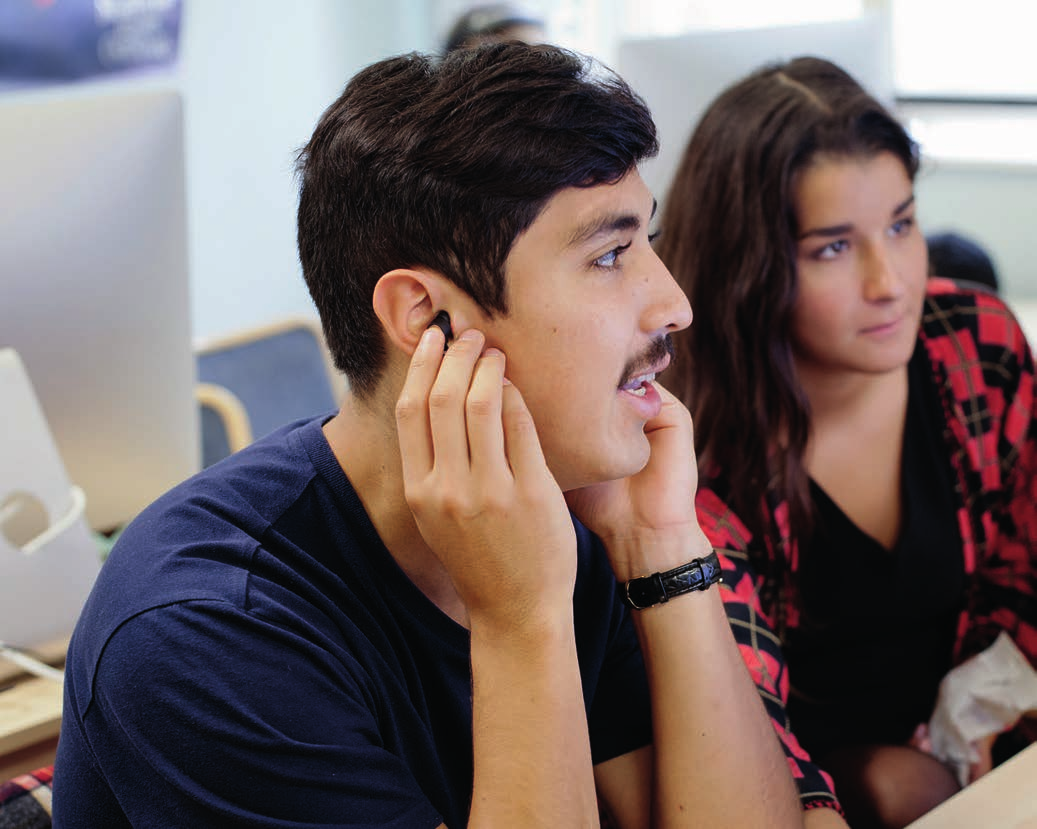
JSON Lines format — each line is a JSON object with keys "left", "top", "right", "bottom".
{"left": 594, "top": 243, "right": 631, "bottom": 269}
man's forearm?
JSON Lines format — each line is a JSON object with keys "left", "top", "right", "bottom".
{"left": 631, "top": 579, "right": 804, "bottom": 828}
{"left": 467, "top": 609, "right": 598, "bottom": 828}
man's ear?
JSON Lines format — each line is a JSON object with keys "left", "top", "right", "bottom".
{"left": 372, "top": 269, "right": 444, "bottom": 356}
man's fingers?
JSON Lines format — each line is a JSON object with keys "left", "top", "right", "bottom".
{"left": 396, "top": 325, "right": 446, "bottom": 482}
{"left": 398, "top": 331, "right": 553, "bottom": 522}
{"left": 500, "top": 380, "right": 550, "bottom": 481}
{"left": 427, "top": 329, "right": 484, "bottom": 476}
{"left": 466, "top": 349, "right": 507, "bottom": 480}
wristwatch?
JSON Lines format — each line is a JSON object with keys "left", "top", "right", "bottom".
{"left": 623, "top": 550, "right": 723, "bottom": 610}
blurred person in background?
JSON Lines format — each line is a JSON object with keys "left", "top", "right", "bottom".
{"left": 444, "top": 2, "right": 546, "bottom": 53}
{"left": 927, "top": 230, "right": 1000, "bottom": 294}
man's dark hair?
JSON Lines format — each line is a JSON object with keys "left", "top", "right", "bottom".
{"left": 296, "top": 43, "right": 657, "bottom": 399}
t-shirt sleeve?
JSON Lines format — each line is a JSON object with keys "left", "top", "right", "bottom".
{"left": 80, "top": 600, "right": 445, "bottom": 829}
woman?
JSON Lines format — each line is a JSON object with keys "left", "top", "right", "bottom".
{"left": 657, "top": 57, "right": 1037, "bottom": 829}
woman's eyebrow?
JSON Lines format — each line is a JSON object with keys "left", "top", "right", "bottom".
{"left": 798, "top": 194, "right": 916, "bottom": 241}
{"left": 892, "top": 194, "right": 916, "bottom": 215}
{"left": 798, "top": 221, "right": 851, "bottom": 241}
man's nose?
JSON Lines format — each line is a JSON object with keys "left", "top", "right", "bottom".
{"left": 645, "top": 251, "right": 693, "bottom": 334}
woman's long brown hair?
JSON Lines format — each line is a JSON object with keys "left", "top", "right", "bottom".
{"left": 657, "top": 56, "right": 919, "bottom": 551}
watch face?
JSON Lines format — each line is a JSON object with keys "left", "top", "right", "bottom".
{"left": 625, "top": 578, "right": 660, "bottom": 610}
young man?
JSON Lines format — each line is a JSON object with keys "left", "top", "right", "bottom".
{"left": 54, "top": 45, "right": 809, "bottom": 827}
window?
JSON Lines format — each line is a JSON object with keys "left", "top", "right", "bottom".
{"left": 616, "top": 0, "right": 861, "bottom": 40}
{"left": 892, "top": 1, "right": 1037, "bottom": 101}
{"left": 547, "top": 0, "right": 864, "bottom": 67}
{"left": 543, "top": 0, "right": 1035, "bottom": 102}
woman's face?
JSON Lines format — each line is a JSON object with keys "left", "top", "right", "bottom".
{"left": 789, "top": 151, "right": 928, "bottom": 384}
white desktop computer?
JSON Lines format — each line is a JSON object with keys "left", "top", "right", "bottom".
{"left": 0, "top": 82, "right": 198, "bottom": 533}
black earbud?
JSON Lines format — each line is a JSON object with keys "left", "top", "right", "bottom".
{"left": 427, "top": 310, "right": 453, "bottom": 352}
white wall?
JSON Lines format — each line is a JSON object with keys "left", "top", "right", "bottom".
{"left": 178, "top": 0, "right": 433, "bottom": 342}
{"left": 914, "top": 160, "right": 1037, "bottom": 301}
{"left": 903, "top": 103, "right": 1037, "bottom": 304}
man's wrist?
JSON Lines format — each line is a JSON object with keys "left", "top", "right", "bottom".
{"left": 604, "top": 529, "right": 713, "bottom": 584}
{"left": 623, "top": 550, "right": 723, "bottom": 610}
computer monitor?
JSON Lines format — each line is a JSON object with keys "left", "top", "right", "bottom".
{"left": 0, "top": 82, "right": 198, "bottom": 532}
{"left": 615, "top": 13, "right": 894, "bottom": 207}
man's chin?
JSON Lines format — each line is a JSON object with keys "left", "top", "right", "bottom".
{"left": 556, "top": 442, "right": 651, "bottom": 493}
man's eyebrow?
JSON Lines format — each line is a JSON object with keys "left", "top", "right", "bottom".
{"left": 565, "top": 198, "right": 658, "bottom": 249}
{"left": 798, "top": 194, "right": 916, "bottom": 241}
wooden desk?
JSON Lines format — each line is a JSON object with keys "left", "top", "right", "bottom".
{"left": 0, "top": 674, "right": 63, "bottom": 780}
{"left": 906, "top": 742, "right": 1037, "bottom": 829}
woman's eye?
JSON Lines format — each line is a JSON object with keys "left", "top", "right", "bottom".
{"left": 815, "top": 239, "right": 849, "bottom": 260}
{"left": 890, "top": 217, "right": 915, "bottom": 237}
{"left": 593, "top": 242, "right": 631, "bottom": 269}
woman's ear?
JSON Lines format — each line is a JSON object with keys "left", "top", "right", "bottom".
{"left": 372, "top": 269, "right": 442, "bottom": 356}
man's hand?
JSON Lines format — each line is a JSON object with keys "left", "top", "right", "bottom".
{"left": 569, "top": 382, "right": 806, "bottom": 828}
{"left": 396, "top": 324, "right": 597, "bottom": 827}
{"left": 395, "top": 325, "right": 577, "bottom": 628}
{"left": 564, "top": 382, "right": 707, "bottom": 582}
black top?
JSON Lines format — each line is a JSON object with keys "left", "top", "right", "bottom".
{"left": 785, "top": 342, "right": 967, "bottom": 757}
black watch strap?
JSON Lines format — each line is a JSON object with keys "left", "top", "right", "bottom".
{"left": 623, "top": 550, "right": 723, "bottom": 610}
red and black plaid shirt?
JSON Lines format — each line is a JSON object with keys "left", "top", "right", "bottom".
{"left": 696, "top": 280, "right": 1037, "bottom": 812}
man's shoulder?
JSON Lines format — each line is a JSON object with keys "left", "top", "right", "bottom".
{"left": 72, "top": 416, "right": 358, "bottom": 658}
{"left": 64, "top": 416, "right": 388, "bottom": 724}
{"left": 113, "top": 417, "right": 323, "bottom": 562}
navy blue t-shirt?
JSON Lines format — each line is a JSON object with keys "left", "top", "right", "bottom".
{"left": 53, "top": 416, "right": 651, "bottom": 828}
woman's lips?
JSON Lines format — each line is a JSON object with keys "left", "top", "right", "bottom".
{"left": 862, "top": 313, "right": 903, "bottom": 336}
